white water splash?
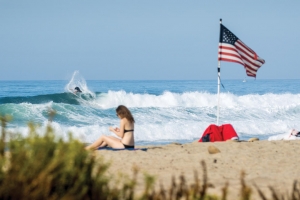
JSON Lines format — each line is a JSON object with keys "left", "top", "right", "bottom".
{"left": 65, "top": 70, "right": 95, "bottom": 98}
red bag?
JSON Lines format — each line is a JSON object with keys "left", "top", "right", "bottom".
{"left": 199, "top": 124, "right": 238, "bottom": 142}
{"left": 220, "top": 124, "right": 239, "bottom": 141}
{"left": 198, "top": 124, "right": 223, "bottom": 142}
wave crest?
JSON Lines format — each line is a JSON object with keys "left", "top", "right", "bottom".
{"left": 92, "top": 91, "right": 300, "bottom": 109}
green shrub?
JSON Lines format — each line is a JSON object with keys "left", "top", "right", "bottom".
{"left": 0, "top": 117, "right": 111, "bottom": 200}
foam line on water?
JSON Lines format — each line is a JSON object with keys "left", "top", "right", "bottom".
{"left": 6, "top": 117, "right": 300, "bottom": 143}
{"left": 92, "top": 90, "right": 219, "bottom": 108}
{"left": 91, "top": 91, "right": 300, "bottom": 109}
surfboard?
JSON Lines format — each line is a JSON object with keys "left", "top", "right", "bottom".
{"left": 68, "top": 88, "right": 80, "bottom": 97}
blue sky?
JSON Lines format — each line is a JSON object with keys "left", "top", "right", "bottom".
{"left": 1, "top": 1, "right": 299, "bottom": 80}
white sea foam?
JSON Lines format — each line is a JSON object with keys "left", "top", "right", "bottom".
{"left": 92, "top": 90, "right": 218, "bottom": 108}
{"left": 87, "top": 91, "right": 300, "bottom": 141}
{"left": 5, "top": 91, "right": 300, "bottom": 143}
{"left": 7, "top": 116, "right": 299, "bottom": 143}
{"left": 91, "top": 91, "right": 300, "bottom": 109}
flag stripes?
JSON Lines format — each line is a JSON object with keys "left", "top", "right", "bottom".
{"left": 218, "top": 24, "right": 265, "bottom": 78}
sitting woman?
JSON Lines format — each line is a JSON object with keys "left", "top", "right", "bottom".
{"left": 85, "top": 105, "right": 135, "bottom": 150}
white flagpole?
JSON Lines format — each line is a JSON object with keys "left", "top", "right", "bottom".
{"left": 217, "top": 19, "right": 222, "bottom": 125}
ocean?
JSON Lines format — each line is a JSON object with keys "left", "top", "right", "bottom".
{"left": 1, "top": 71, "right": 300, "bottom": 145}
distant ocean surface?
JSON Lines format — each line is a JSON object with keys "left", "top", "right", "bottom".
{"left": 1, "top": 72, "right": 300, "bottom": 145}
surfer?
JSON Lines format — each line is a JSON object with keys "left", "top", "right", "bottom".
{"left": 74, "top": 87, "right": 82, "bottom": 94}
{"left": 85, "top": 105, "right": 135, "bottom": 150}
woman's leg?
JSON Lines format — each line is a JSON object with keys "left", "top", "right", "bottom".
{"left": 102, "top": 136, "right": 125, "bottom": 149}
{"left": 85, "top": 135, "right": 124, "bottom": 150}
{"left": 85, "top": 135, "right": 108, "bottom": 150}
{"left": 98, "top": 136, "right": 120, "bottom": 148}
{"left": 98, "top": 142, "right": 108, "bottom": 148}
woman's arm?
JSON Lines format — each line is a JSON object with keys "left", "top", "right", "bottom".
{"left": 109, "top": 127, "right": 122, "bottom": 137}
{"left": 109, "top": 119, "right": 125, "bottom": 138}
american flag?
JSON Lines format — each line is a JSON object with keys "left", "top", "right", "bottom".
{"left": 218, "top": 24, "right": 265, "bottom": 78}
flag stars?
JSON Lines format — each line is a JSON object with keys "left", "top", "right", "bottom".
{"left": 221, "top": 27, "right": 238, "bottom": 45}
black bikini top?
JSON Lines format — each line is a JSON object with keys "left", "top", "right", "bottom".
{"left": 124, "top": 129, "right": 134, "bottom": 133}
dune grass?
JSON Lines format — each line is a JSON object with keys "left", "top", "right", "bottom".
{"left": 1, "top": 114, "right": 300, "bottom": 199}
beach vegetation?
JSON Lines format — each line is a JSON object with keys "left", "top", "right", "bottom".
{"left": 1, "top": 114, "right": 300, "bottom": 199}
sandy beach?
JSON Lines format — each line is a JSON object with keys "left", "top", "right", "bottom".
{"left": 96, "top": 140, "right": 300, "bottom": 199}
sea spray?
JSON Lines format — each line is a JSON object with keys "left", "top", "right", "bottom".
{"left": 65, "top": 70, "right": 96, "bottom": 98}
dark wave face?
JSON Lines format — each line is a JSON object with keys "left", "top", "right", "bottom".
{"left": 0, "top": 92, "right": 95, "bottom": 105}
